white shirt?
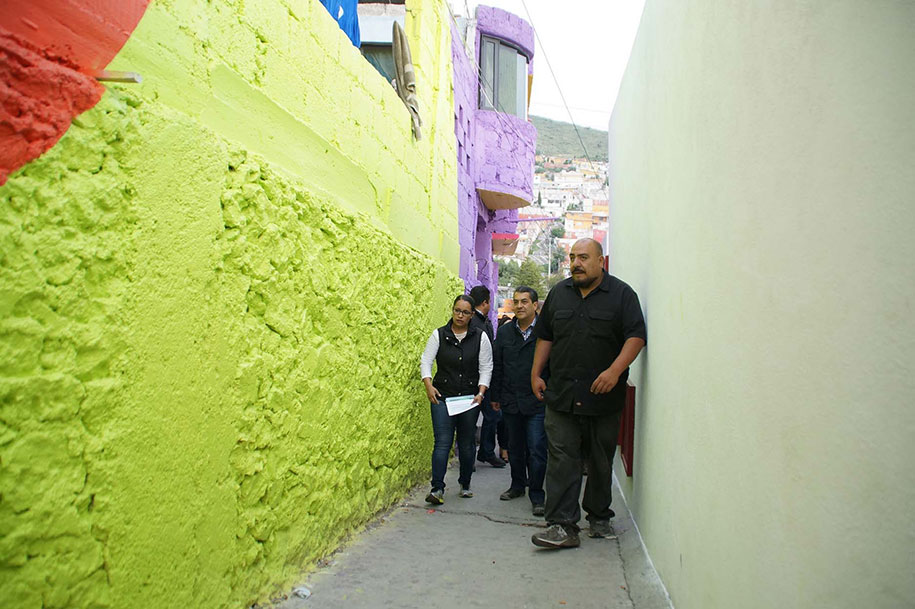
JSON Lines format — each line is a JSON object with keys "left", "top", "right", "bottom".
{"left": 420, "top": 328, "right": 493, "bottom": 389}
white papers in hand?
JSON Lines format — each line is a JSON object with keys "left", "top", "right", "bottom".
{"left": 444, "top": 395, "right": 477, "bottom": 416}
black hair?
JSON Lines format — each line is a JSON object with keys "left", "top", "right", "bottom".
{"left": 453, "top": 294, "right": 475, "bottom": 309}
{"left": 468, "top": 285, "right": 490, "bottom": 306}
{"left": 513, "top": 285, "right": 538, "bottom": 304}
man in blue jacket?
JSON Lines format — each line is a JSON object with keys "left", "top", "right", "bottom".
{"left": 490, "top": 286, "right": 548, "bottom": 516}
{"left": 470, "top": 285, "right": 506, "bottom": 468}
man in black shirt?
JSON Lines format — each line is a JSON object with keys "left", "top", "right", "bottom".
{"left": 530, "top": 239, "right": 646, "bottom": 549}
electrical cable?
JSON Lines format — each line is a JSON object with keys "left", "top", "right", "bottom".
{"left": 517, "top": 0, "right": 597, "bottom": 174}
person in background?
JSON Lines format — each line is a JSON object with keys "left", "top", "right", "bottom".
{"left": 530, "top": 239, "right": 646, "bottom": 549}
{"left": 469, "top": 285, "right": 507, "bottom": 468}
{"left": 420, "top": 294, "right": 493, "bottom": 504}
{"left": 490, "top": 286, "right": 548, "bottom": 517}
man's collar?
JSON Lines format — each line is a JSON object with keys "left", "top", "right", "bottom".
{"left": 515, "top": 314, "right": 537, "bottom": 332}
{"left": 598, "top": 270, "right": 611, "bottom": 291}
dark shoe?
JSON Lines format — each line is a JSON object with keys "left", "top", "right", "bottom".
{"left": 500, "top": 487, "right": 525, "bottom": 501}
{"left": 425, "top": 489, "right": 444, "bottom": 505}
{"left": 588, "top": 519, "right": 612, "bottom": 538}
{"left": 532, "top": 504, "right": 545, "bottom": 517}
{"left": 459, "top": 487, "right": 473, "bottom": 498}
{"left": 485, "top": 455, "right": 506, "bottom": 468}
{"left": 531, "top": 524, "right": 580, "bottom": 549}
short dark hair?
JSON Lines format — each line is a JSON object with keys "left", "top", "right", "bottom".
{"left": 453, "top": 294, "right": 475, "bottom": 309}
{"left": 513, "top": 285, "right": 538, "bottom": 304}
{"left": 469, "top": 285, "right": 490, "bottom": 306}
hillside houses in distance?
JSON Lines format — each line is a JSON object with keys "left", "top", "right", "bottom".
{"left": 506, "top": 154, "right": 609, "bottom": 276}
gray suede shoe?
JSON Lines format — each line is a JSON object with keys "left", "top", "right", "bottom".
{"left": 531, "top": 524, "right": 580, "bottom": 549}
{"left": 588, "top": 519, "right": 612, "bottom": 538}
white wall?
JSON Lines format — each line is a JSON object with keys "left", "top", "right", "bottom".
{"left": 609, "top": 2, "right": 915, "bottom": 608}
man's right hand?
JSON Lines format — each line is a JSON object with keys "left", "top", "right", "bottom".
{"left": 531, "top": 376, "right": 546, "bottom": 401}
{"left": 425, "top": 385, "right": 442, "bottom": 404}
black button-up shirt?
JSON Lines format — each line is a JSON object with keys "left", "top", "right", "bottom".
{"left": 536, "top": 271, "right": 646, "bottom": 415}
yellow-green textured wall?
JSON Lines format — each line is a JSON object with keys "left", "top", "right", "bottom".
{"left": 609, "top": 1, "right": 915, "bottom": 608}
{"left": 0, "top": 1, "right": 462, "bottom": 607}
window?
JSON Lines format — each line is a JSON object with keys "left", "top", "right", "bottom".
{"left": 357, "top": 1, "right": 406, "bottom": 84}
{"left": 479, "top": 36, "right": 528, "bottom": 119}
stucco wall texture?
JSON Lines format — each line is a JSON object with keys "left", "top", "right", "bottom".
{"left": 0, "top": 0, "right": 463, "bottom": 607}
{"left": 474, "top": 110, "right": 536, "bottom": 206}
{"left": 451, "top": 22, "right": 480, "bottom": 286}
{"left": 609, "top": 1, "right": 915, "bottom": 608}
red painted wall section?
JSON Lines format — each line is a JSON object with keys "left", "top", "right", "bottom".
{"left": 0, "top": 0, "right": 150, "bottom": 185}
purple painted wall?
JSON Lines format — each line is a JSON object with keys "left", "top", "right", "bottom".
{"left": 451, "top": 6, "right": 537, "bottom": 329}
{"left": 451, "top": 22, "right": 479, "bottom": 286}
{"left": 474, "top": 110, "right": 536, "bottom": 205}
{"left": 475, "top": 5, "right": 535, "bottom": 64}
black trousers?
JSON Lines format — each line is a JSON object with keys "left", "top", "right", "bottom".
{"left": 543, "top": 407, "right": 621, "bottom": 533}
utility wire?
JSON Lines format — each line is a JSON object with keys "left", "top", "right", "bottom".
{"left": 534, "top": 101, "right": 611, "bottom": 116}
{"left": 518, "top": 0, "right": 597, "bottom": 174}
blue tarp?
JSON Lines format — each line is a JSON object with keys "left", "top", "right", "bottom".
{"left": 320, "top": 0, "right": 361, "bottom": 48}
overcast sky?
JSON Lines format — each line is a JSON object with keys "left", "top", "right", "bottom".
{"left": 453, "top": 0, "right": 647, "bottom": 131}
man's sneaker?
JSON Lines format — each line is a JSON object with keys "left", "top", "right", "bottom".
{"left": 500, "top": 487, "right": 525, "bottom": 501}
{"left": 532, "top": 504, "right": 545, "bottom": 517}
{"left": 459, "top": 487, "right": 473, "bottom": 498}
{"left": 478, "top": 454, "right": 506, "bottom": 468}
{"left": 531, "top": 524, "right": 580, "bottom": 549}
{"left": 588, "top": 519, "right": 613, "bottom": 538}
{"left": 425, "top": 489, "right": 444, "bottom": 505}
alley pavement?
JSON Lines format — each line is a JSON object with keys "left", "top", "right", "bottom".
{"left": 271, "top": 458, "right": 670, "bottom": 609}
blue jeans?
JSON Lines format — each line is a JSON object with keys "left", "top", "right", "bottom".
{"left": 430, "top": 401, "right": 479, "bottom": 491}
{"left": 503, "top": 409, "right": 547, "bottom": 505}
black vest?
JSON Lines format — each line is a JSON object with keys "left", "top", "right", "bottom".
{"left": 432, "top": 323, "right": 482, "bottom": 398}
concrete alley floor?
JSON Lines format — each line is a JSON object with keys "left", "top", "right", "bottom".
{"left": 271, "top": 458, "right": 670, "bottom": 609}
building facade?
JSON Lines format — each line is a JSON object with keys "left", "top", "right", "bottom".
{"left": 609, "top": 1, "right": 915, "bottom": 607}
{"left": 451, "top": 5, "right": 537, "bottom": 322}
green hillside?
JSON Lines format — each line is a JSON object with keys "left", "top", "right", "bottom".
{"left": 530, "top": 115, "right": 608, "bottom": 161}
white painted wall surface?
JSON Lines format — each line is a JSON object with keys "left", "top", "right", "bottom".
{"left": 608, "top": 2, "right": 915, "bottom": 608}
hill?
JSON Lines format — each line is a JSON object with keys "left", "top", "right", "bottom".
{"left": 530, "top": 115, "right": 608, "bottom": 161}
